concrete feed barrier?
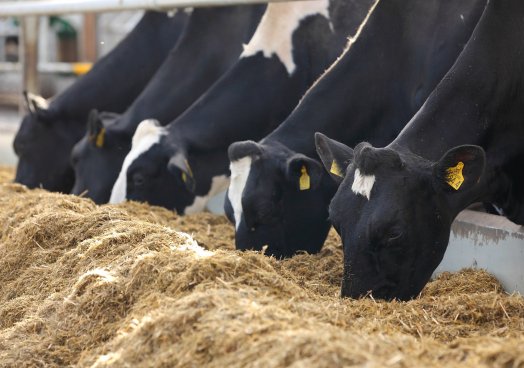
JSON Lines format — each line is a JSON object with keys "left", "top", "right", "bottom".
{"left": 435, "top": 209, "right": 524, "bottom": 294}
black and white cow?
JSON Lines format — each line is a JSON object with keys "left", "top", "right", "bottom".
{"left": 226, "top": 0, "right": 487, "bottom": 258}
{"left": 70, "top": 5, "right": 265, "bottom": 204}
{"left": 108, "top": 0, "right": 374, "bottom": 215}
{"left": 315, "top": 0, "right": 524, "bottom": 301}
{"left": 13, "top": 11, "right": 187, "bottom": 193}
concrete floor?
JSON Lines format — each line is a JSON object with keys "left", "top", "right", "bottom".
{"left": 0, "top": 107, "right": 19, "bottom": 166}
{"left": 0, "top": 132, "right": 16, "bottom": 165}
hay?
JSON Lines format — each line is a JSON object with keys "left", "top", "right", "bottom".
{"left": 0, "top": 181, "right": 523, "bottom": 367}
{"left": 0, "top": 166, "right": 14, "bottom": 184}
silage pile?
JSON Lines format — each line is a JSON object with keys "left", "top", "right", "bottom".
{"left": 0, "top": 166, "right": 14, "bottom": 184}
{"left": 0, "top": 179, "right": 524, "bottom": 367}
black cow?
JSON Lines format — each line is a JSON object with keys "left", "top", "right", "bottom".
{"left": 226, "top": 0, "right": 487, "bottom": 258}
{"left": 70, "top": 5, "right": 265, "bottom": 204}
{"left": 108, "top": 0, "right": 374, "bottom": 215}
{"left": 13, "top": 11, "right": 187, "bottom": 193}
{"left": 316, "top": 0, "right": 524, "bottom": 301}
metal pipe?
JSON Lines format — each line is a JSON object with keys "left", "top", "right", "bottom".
{"left": 21, "top": 16, "right": 40, "bottom": 94}
{"left": 0, "top": 62, "right": 93, "bottom": 75}
{"left": 0, "top": 0, "right": 300, "bottom": 17}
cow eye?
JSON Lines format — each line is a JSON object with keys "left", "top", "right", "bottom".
{"left": 388, "top": 231, "right": 402, "bottom": 241}
{"left": 385, "top": 230, "right": 403, "bottom": 247}
{"left": 370, "top": 226, "right": 402, "bottom": 250}
{"left": 132, "top": 173, "right": 145, "bottom": 187}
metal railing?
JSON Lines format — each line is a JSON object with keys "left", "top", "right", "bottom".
{"left": 0, "top": 0, "right": 300, "bottom": 107}
{"left": 0, "top": 62, "right": 92, "bottom": 75}
{"left": 0, "top": 0, "right": 296, "bottom": 17}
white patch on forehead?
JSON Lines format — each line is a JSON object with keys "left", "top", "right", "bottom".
{"left": 241, "top": 0, "right": 330, "bottom": 74}
{"left": 351, "top": 168, "right": 375, "bottom": 200}
{"left": 109, "top": 119, "right": 166, "bottom": 204}
{"left": 184, "top": 175, "right": 230, "bottom": 215}
{"left": 227, "top": 156, "right": 252, "bottom": 230}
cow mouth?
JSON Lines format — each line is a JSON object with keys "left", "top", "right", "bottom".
{"left": 342, "top": 278, "right": 400, "bottom": 300}
{"left": 369, "top": 285, "right": 398, "bottom": 301}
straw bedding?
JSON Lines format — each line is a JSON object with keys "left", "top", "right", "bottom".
{"left": 0, "top": 167, "right": 523, "bottom": 367}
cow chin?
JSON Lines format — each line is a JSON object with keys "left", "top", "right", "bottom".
{"left": 341, "top": 241, "right": 448, "bottom": 301}
{"left": 341, "top": 275, "right": 424, "bottom": 302}
{"left": 341, "top": 260, "right": 409, "bottom": 301}
{"left": 14, "top": 162, "right": 41, "bottom": 190}
{"left": 16, "top": 162, "right": 74, "bottom": 194}
{"left": 234, "top": 222, "right": 291, "bottom": 259}
{"left": 235, "top": 218, "right": 329, "bottom": 259}
{"left": 235, "top": 224, "right": 308, "bottom": 259}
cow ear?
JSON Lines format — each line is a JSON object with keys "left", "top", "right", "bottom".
{"left": 315, "top": 132, "right": 354, "bottom": 184}
{"left": 286, "top": 154, "right": 324, "bottom": 191}
{"left": 168, "top": 153, "right": 196, "bottom": 193}
{"left": 23, "top": 91, "right": 51, "bottom": 122}
{"left": 228, "top": 140, "right": 262, "bottom": 161}
{"left": 434, "top": 145, "right": 485, "bottom": 193}
{"left": 87, "top": 109, "right": 106, "bottom": 148}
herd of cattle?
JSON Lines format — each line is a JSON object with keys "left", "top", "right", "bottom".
{"left": 11, "top": 0, "right": 524, "bottom": 301}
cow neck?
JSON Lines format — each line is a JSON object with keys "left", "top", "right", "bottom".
{"left": 392, "top": 0, "right": 524, "bottom": 164}
{"left": 167, "top": 55, "right": 299, "bottom": 154}
{"left": 264, "top": 0, "right": 486, "bottom": 159}
{"left": 104, "top": 5, "right": 265, "bottom": 147}
{"left": 52, "top": 11, "right": 186, "bottom": 120}
{"left": 163, "top": 0, "right": 371, "bottom": 154}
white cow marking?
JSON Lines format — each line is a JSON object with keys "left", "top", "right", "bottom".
{"left": 492, "top": 204, "right": 504, "bottom": 216}
{"left": 109, "top": 119, "right": 166, "bottom": 204}
{"left": 184, "top": 175, "right": 230, "bottom": 215}
{"left": 27, "top": 92, "right": 49, "bottom": 110}
{"left": 351, "top": 168, "right": 375, "bottom": 200}
{"left": 241, "top": 0, "right": 330, "bottom": 75}
{"left": 228, "top": 157, "right": 252, "bottom": 229}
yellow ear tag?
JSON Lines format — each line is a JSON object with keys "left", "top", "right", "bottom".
{"left": 299, "top": 165, "right": 310, "bottom": 191}
{"left": 446, "top": 161, "right": 465, "bottom": 190}
{"left": 72, "top": 62, "right": 92, "bottom": 76}
{"left": 330, "top": 160, "right": 342, "bottom": 177}
{"left": 95, "top": 128, "right": 106, "bottom": 148}
{"left": 184, "top": 159, "right": 194, "bottom": 178}
{"left": 181, "top": 171, "right": 187, "bottom": 183}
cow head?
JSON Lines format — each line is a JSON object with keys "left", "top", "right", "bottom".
{"left": 70, "top": 109, "right": 124, "bottom": 203}
{"left": 225, "top": 140, "right": 334, "bottom": 259}
{"left": 315, "top": 133, "right": 486, "bottom": 300}
{"left": 109, "top": 119, "right": 230, "bottom": 214}
{"left": 14, "top": 92, "right": 81, "bottom": 192}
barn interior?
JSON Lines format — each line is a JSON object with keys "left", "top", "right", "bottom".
{"left": 1, "top": 2, "right": 524, "bottom": 367}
